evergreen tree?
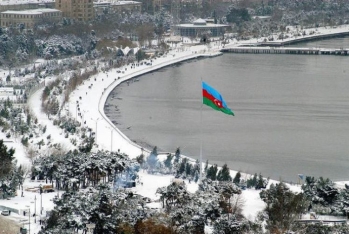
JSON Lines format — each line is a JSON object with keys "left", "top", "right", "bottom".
{"left": 194, "top": 170, "right": 199, "bottom": 182}
{"left": 217, "top": 164, "right": 232, "bottom": 181}
{"left": 164, "top": 153, "right": 173, "bottom": 169}
{"left": 151, "top": 146, "right": 158, "bottom": 157}
{"left": 26, "top": 113, "right": 31, "bottom": 125}
{"left": 185, "top": 162, "right": 192, "bottom": 177}
{"left": 136, "top": 154, "right": 145, "bottom": 167}
{"left": 260, "top": 182, "right": 308, "bottom": 233}
{"left": 174, "top": 147, "right": 181, "bottom": 164}
{"left": 233, "top": 171, "right": 241, "bottom": 185}
{"left": 256, "top": 173, "right": 267, "bottom": 190}
{"left": 147, "top": 146, "right": 158, "bottom": 172}
{"left": 206, "top": 164, "right": 218, "bottom": 181}
{"left": 92, "top": 190, "right": 113, "bottom": 233}
{"left": 0, "top": 139, "right": 15, "bottom": 180}
{"left": 192, "top": 159, "right": 200, "bottom": 178}
{"left": 178, "top": 158, "right": 187, "bottom": 175}
{"left": 247, "top": 173, "right": 258, "bottom": 188}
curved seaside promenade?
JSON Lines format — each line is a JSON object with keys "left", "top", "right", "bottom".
{"left": 70, "top": 24, "right": 349, "bottom": 159}
{"left": 68, "top": 44, "right": 222, "bottom": 158}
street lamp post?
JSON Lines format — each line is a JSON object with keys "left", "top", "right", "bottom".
{"left": 106, "top": 126, "right": 113, "bottom": 152}
{"left": 25, "top": 205, "right": 30, "bottom": 234}
{"left": 40, "top": 184, "right": 43, "bottom": 215}
{"left": 91, "top": 118, "right": 100, "bottom": 142}
{"left": 110, "top": 129, "right": 113, "bottom": 152}
{"left": 34, "top": 196, "right": 37, "bottom": 223}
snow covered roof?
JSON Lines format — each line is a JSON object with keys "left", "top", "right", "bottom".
{"left": 112, "top": 1, "right": 141, "bottom": 5}
{"left": 173, "top": 18, "right": 229, "bottom": 28}
{"left": 122, "top": 46, "right": 131, "bottom": 56}
{"left": 94, "top": 0, "right": 141, "bottom": 5}
{"left": 2, "top": 8, "right": 61, "bottom": 15}
{"left": 193, "top": 18, "right": 207, "bottom": 25}
{"left": 175, "top": 23, "right": 229, "bottom": 28}
{"left": 0, "top": 0, "right": 54, "bottom": 6}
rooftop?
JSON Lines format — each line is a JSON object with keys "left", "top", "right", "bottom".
{"left": 175, "top": 18, "right": 229, "bottom": 28}
{"left": 2, "top": 8, "right": 61, "bottom": 14}
{"left": 0, "top": 0, "right": 54, "bottom": 6}
{"left": 94, "top": 0, "right": 141, "bottom": 5}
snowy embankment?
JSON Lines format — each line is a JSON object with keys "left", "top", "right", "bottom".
{"left": 68, "top": 44, "right": 218, "bottom": 158}
{"left": 224, "top": 24, "right": 349, "bottom": 48}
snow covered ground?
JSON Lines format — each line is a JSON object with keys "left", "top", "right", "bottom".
{"left": 1, "top": 25, "right": 349, "bottom": 233}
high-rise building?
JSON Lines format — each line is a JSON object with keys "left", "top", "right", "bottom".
{"left": 55, "top": 0, "right": 94, "bottom": 21}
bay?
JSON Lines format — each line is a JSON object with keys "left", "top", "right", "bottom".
{"left": 105, "top": 37, "right": 349, "bottom": 182}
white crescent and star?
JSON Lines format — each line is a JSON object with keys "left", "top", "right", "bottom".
{"left": 213, "top": 98, "right": 222, "bottom": 108}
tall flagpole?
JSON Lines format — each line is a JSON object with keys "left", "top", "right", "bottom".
{"left": 199, "top": 77, "right": 203, "bottom": 184}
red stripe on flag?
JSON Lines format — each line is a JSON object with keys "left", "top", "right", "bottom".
{"left": 203, "top": 89, "right": 223, "bottom": 109}
{"left": 203, "top": 89, "right": 215, "bottom": 101}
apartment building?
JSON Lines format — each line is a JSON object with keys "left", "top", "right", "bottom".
{"left": 94, "top": 0, "right": 141, "bottom": 16}
{"left": 55, "top": 0, "right": 94, "bottom": 21}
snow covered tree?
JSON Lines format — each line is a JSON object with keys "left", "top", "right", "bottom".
{"left": 156, "top": 181, "right": 191, "bottom": 211}
{"left": 177, "top": 157, "right": 187, "bottom": 175}
{"left": 246, "top": 173, "right": 258, "bottom": 188}
{"left": 33, "top": 150, "right": 139, "bottom": 190}
{"left": 217, "top": 164, "right": 232, "bottom": 181}
{"left": 0, "top": 139, "right": 15, "bottom": 181}
{"left": 206, "top": 164, "right": 218, "bottom": 181}
{"left": 164, "top": 153, "right": 173, "bottom": 170}
{"left": 174, "top": 147, "right": 181, "bottom": 164}
{"left": 136, "top": 153, "right": 145, "bottom": 167}
{"left": 40, "top": 184, "right": 154, "bottom": 233}
{"left": 146, "top": 146, "right": 158, "bottom": 173}
{"left": 233, "top": 171, "right": 241, "bottom": 185}
{"left": 260, "top": 182, "right": 308, "bottom": 233}
{"left": 78, "top": 135, "right": 94, "bottom": 153}
{"left": 256, "top": 173, "right": 268, "bottom": 190}
{"left": 302, "top": 176, "right": 339, "bottom": 206}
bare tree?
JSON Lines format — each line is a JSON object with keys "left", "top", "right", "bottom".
{"left": 26, "top": 146, "right": 37, "bottom": 164}
{"left": 136, "top": 24, "right": 154, "bottom": 48}
{"left": 230, "top": 194, "right": 245, "bottom": 218}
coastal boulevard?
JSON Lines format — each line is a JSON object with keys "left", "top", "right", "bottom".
{"left": 106, "top": 36, "right": 349, "bottom": 183}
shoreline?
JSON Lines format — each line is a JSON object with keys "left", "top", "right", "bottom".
{"left": 98, "top": 51, "right": 223, "bottom": 156}
{"left": 103, "top": 55, "right": 211, "bottom": 154}
{"left": 68, "top": 45, "right": 222, "bottom": 158}
{"left": 69, "top": 28, "right": 349, "bottom": 181}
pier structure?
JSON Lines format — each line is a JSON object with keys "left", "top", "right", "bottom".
{"left": 221, "top": 46, "right": 349, "bottom": 56}
{"left": 257, "top": 30, "right": 349, "bottom": 47}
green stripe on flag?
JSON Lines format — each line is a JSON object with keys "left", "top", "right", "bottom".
{"left": 203, "top": 97, "right": 234, "bottom": 116}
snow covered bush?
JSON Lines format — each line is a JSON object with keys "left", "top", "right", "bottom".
{"left": 35, "top": 35, "right": 84, "bottom": 59}
{"left": 213, "top": 215, "right": 254, "bottom": 234}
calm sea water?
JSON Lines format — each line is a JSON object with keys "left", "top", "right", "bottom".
{"left": 105, "top": 37, "right": 349, "bottom": 182}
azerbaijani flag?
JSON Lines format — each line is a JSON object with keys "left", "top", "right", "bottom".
{"left": 202, "top": 81, "right": 234, "bottom": 116}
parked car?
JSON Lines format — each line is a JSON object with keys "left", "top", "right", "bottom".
{"left": 1, "top": 210, "right": 10, "bottom": 216}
